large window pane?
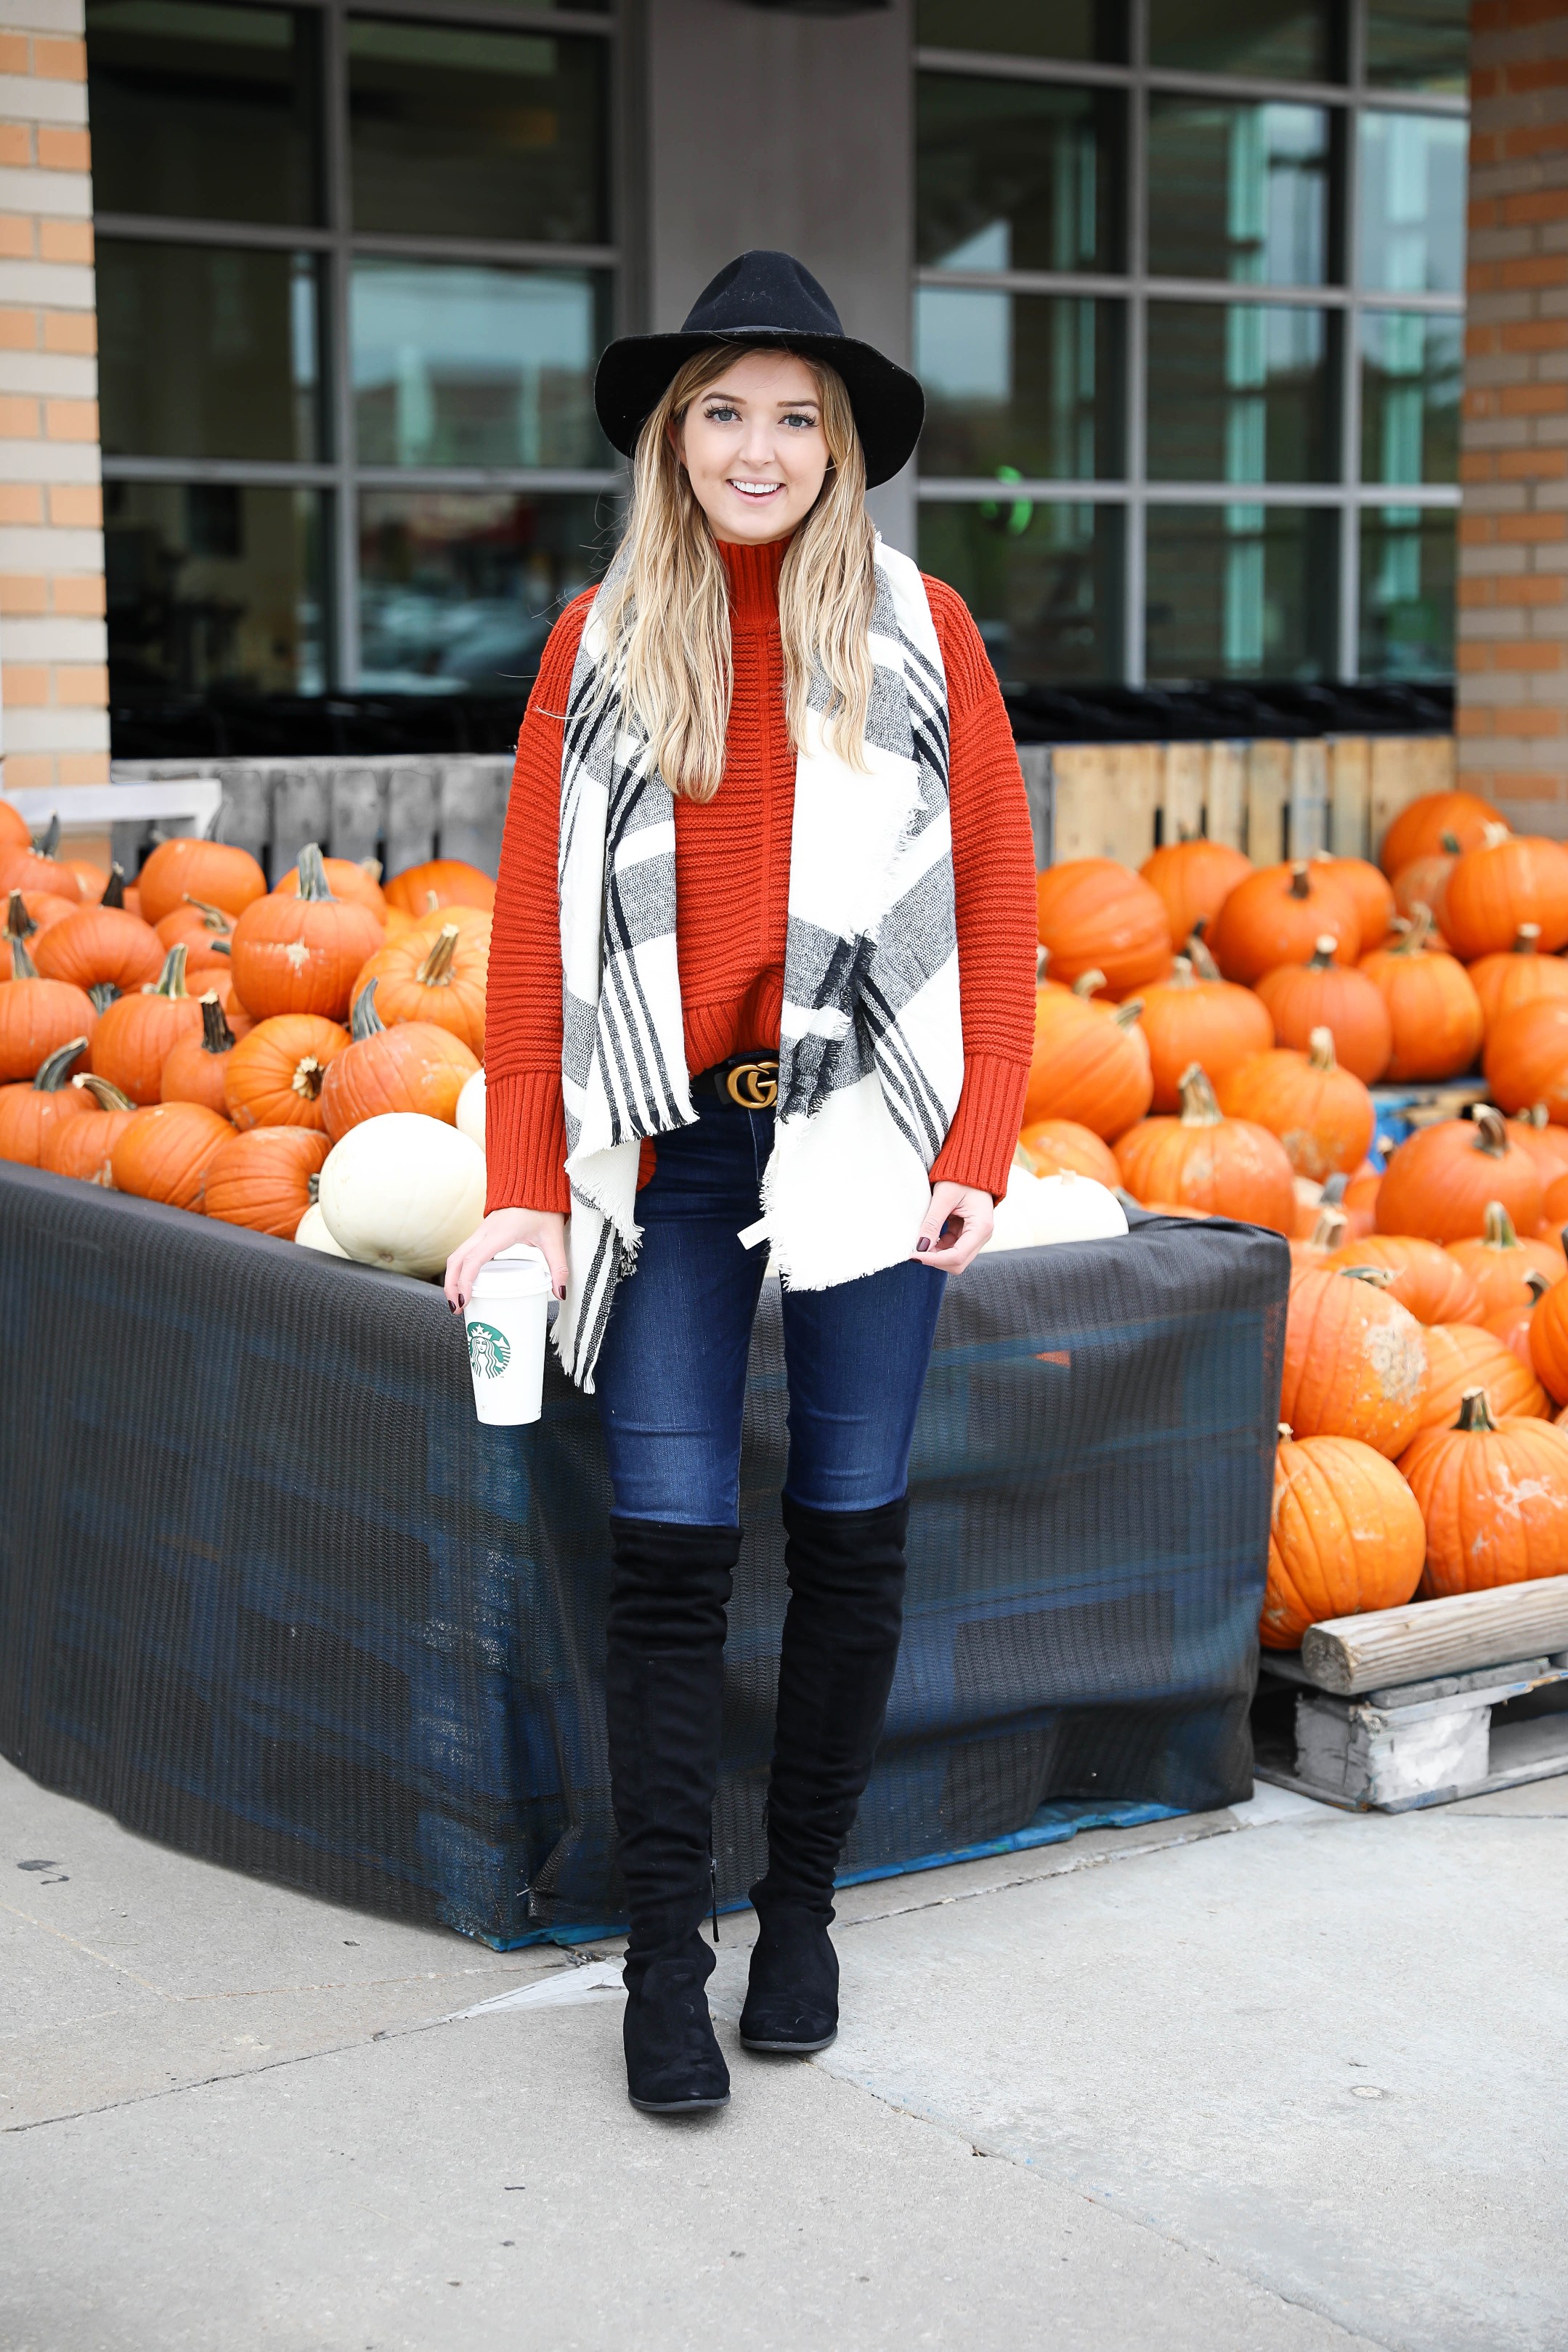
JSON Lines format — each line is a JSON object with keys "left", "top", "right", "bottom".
{"left": 918, "top": 501, "right": 1122, "bottom": 685}
{"left": 1148, "top": 0, "right": 1333, "bottom": 82}
{"left": 915, "top": 290, "right": 1121, "bottom": 479}
{"left": 98, "top": 242, "right": 320, "bottom": 463}
{"left": 1147, "top": 98, "right": 1331, "bottom": 285}
{"left": 1360, "top": 312, "right": 1461, "bottom": 484}
{"left": 86, "top": 1, "right": 320, "bottom": 227}
{"left": 1359, "top": 111, "right": 1466, "bottom": 293}
{"left": 915, "top": 0, "right": 1126, "bottom": 63}
{"left": 1146, "top": 303, "right": 1333, "bottom": 482}
{"left": 358, "top": 490, "right": 606, "bottom": 694}
{"left": 1145, "top": 505, "right": 1337, "bottom": 680}
{"left": 352, "top": 262, "right": 609, "bottom": 470}
{"left": 917, "top": 76, "right": 1124, "bottom": 273}
{"left": 1360, "top": 506, "right": 1455, "bottom": 676}
{"left": 106, "top": 482, "right": 325, "bottom": 701}
{"left": 1367, "top": 0, "right": 1469, "bottom": 94}
{"left": 347, "top": 19, "right": 606, "bottom": 243}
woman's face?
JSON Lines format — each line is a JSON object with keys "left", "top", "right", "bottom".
{"left": 674, "top": 350, "right": 830, "bottom": 546}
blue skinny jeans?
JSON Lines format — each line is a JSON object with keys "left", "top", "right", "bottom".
{"left": 592, "top": 1096, "right": 946, "bottom": 1526}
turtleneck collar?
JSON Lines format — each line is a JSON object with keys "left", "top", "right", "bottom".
{"left": 718, "top": 534, "right": 790, "bottom": 623}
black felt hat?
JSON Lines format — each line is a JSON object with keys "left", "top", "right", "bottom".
{"left": 593, "top": 250, "right": 925, "bottom": 490}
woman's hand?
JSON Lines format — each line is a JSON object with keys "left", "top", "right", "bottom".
{"left": 444, "top": 1207, "right": 569, "bottom": 1310}
{"left": 912, "top": 1182, "right": 993, "bottom": 1275}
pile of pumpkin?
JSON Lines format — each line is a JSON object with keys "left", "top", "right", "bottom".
{"left": 1015, "top": 786, "right": 1568, "bottom": 1634}
{"left": 0, "top": 802, "right": 495, "bottom": 1278}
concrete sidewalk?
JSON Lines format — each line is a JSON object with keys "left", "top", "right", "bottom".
{"left": 2, "top": 1756, "right": 1564, "bottom": 2352}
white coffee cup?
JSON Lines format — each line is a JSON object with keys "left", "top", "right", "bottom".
{"left": 464, "top": 1245, "right": 552, "bottom": 1426}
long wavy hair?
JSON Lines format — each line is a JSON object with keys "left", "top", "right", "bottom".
{"left": 591, "top": 344, "right": 877, "bottom": 803}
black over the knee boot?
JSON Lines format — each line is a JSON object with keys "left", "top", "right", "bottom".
{"left": 740, "top": 1495, "right": 908, "bottom": 2056}
{"left": 605, "top": 1516, "right": 741, "bottom": 2114}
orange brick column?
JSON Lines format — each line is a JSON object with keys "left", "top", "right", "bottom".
{"left": 0, "top": 0, "right": 106, "bottom": 800}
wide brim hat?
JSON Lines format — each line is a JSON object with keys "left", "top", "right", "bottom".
{"left": 593, "top": 250, "right": 924, "bottom": 490}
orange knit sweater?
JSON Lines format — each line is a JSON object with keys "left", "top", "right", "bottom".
{"left": 484, "top": 537, "right": 1037, "bottom": 1215}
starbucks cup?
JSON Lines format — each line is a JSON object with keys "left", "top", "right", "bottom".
{"left": 464, "top": 1245, "right": 552, "bottom": 1426}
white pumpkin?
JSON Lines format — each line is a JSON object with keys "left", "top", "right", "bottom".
{"left": 455, "top": 1065, "right": 485, "bottom": 1150}
{"left": 982, "top": 1167, "right": 1129, "bottom": 1252}
{"left": 319, "top": 1112, "right": 487, "bottom": 1277}
{"left": 294, "top": 1201, "right": 349, "bottom": 1257}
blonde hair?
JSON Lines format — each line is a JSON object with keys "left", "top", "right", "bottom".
{"left": 592, "top": 344, "right": 877, "bottom": 803}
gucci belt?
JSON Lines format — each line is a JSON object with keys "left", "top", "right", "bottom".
{"left": 697, "top": 1055, "right": 780, "bottom": 1110}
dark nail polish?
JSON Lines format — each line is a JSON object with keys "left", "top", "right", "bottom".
{"left": 916, "top": 1237, "right": 930, "bottom": 1253}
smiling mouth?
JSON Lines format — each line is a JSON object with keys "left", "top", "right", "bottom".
{"left": 728, "top": 480, "right": 784, "bottom": 500}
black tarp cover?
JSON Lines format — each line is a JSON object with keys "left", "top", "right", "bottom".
{"left": 0, "top": 1165, "right": 1286, "bottom": 1944}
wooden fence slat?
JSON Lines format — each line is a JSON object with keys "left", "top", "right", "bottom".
{"left": 328, "top": 766, "right": 386, "bottom": 866}
{"left": 269, "top": 767, "right": 330, "bottom": 884}
{"left": 1016, "top": 744, "right": 1053, "bottom": 870}
{"left": 1288, "top": 739, "right": 1330, "bottom": 860}
{"left": 1206, "top": 742, "right": 1247, "bottom": 848}
{"left": 384, "top": 765, "right": 440, "bottom": 880}
{"left": 1245, "top": 741, "right": 1291, "bottom": 864}
{"left": 1047, "top": 745, "right": 1110, "bottom": 864}
{"left": 1161, "top": 742, "right": 1207, "bottom": 848}
{"left": 1370, "top": 736, "right": 1455, "bottom": 866}
{"left": 1327, "top": 737, "right": 1371, "bottom": 861}
{"left": 438, "top": 760, "right": 509, "bottom": 872}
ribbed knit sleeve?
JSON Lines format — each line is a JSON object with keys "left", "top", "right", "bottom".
{"left": 482, "top": 591, "right": 594, "bottom": 1216}
{"left": 924, "top": 578, "right": 1039, "bottom": 1199}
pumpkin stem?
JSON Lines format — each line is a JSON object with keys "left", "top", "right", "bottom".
{"left": 33, "top": 1036, "right": 87, "bottom": 1090}
{"left": 1341, "top": 1264, "right": 1398, "bottom": 1288}
{"left": 1482, "top": 822, "right": 1510, "bottom": 849}
{"left": 150, "top": 942, "right": 190, "bottom": 999}
{"left": 1288, "top": 861, "right": 1311, "bottom": 900}
{"left": 1525, "top": 1268, "right": 1552, "bottom": 1304}
{"left": 1115, "top": 997, "right": 1145, "bottom": 1030}
{"left": 198, "top": 993, "right": 235, "bottom": 1054}
{"left": 291, "top": 1055, "right": 326, "bottom": 1102}
{"left": 1307, "top": 934, "right": 1339, "bottom": 969}
{"left": 1439, "top": 830, "right": 1461, "bottom": 853}
{"left": 415, "top": 923, "right": 460, "bottom": 988}
{"left": 102, "top": 864, "right": 126, "bottom": 910}
{"left": 307, "top": 1170, "right": 321, "bottom": 1204}
{"left": 1321, "top": 1172, "right": 1349, "bottom": 1204}
{"left": 1278, "top": 1422, "right": 1293, "bottom": 1442}
{"left": 351, "top": 977, "right": 386, "bottom": 1041}
{"left": 86, "top": 981, "right": 118, "bottom": 1014}
{"left": 7, "top": 888, "right": 36, "bottom": 942}
{"left": 294, "top": 843, "right": 336, "bottom": 901}
{"left": 1309, "top": 1203, "right": 1349, "bottom": 1249}
{"left": 1307, "top": 1026, "right": 1336, "bottom": 1072}
{"left": 1187, "top": 932, "right": 1222, "bottom": 981}
{"left": 73, "top": 1071, "right": 134, "bottom": 1111}
{"left": 33, "top": 811, "right": 60, "bottom": 859}
{"left": 1177, "top": 1064, "right": 1222, "bottom": 1126}
{"left": 1036, "top": 944, "right": 1052, "bottom": 984}
{"left": 183, "top": 893, "right": 235, "bottom": 934}
{"left": 1455, "top": 1387, "right": 1498, "bottom": 1432}
{"left": 1072, "top": 968, "right": 1105, "bottom": 999}
{"left": 1522, "top": 1103, "right": 1550, "bottom": 1130}
{"left": 1473, "top": 1106, "right": 1509, "bottom": 1159}
{"left": 423, "top": 888, "right": 440, "bottom": 916}
{"left": 10, "top": 933, "right": 38, "bottom": 981}
{"left": 1168, "top": 955, "right": 1197, "bottom": 991}
{"left": 359, "top": 856, "right": 383, "bottom": 883}
{"left": 1482, "top": 1199, "right": 1520, "bottom": 1249}
{"left": 1392, "top": 903, "right": 1434, "bottom": 956}
{"left": 1512, "top": 923, "right": 1542, "bottom": 954}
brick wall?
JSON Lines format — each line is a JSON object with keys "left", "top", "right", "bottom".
{"left": 1459, "top": 0, "right": 1568, "bottom": 832}
{"left": 0, "top": 0, "right": 106, "bottom": 799}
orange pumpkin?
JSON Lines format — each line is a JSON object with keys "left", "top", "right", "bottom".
{"left": 349, "top": 917, "right": 488, "bottom": 1061}
{"left": 229, "top": 844, "right": 384, "bottom": 1022}
{"left": 0, "top": 841, "right": 82, "bottom": 904}
{"left": 1529, "top": 1266, "right": 1568, "bottom": 1402}
{"left": 1468, "top": 924, "right": 1568, "bottom": 1037}
{"left": 317, "top": 980, "right": 480, "bottom": 1142}
{"left": 1311, "top": 855, "right": 1397, "bottom": 951}
{"left": 223, "top": 1012, "right": 349, "bottom": 1132}
{"left": 1217, "top": 1029, "right": 1373, "bottom": 1183}
{"left": 1291, "top": 1201, "right": 1349, "bottom": 1270}
{"left": 1400, "top": 1389, "right": 1568, "bottom": 1595}
{"left": 154, "top": 896, "right": 236, "bottom": 975}
{"left": 1446, "top": 1201, "right": 1565, "bottom": 1319}
{"left": 65, "top": 859, "right": 129, "bottom": 906}
{"left": 1262, "top": 1427, "right": 1426, "bottom": 1647}
{"left": 1483, "top": 996, "right": 1568, "bottom": 1124}
{"left": 0, "top": 935, "right": 97, "bottom": 1081}
{"left": 1342, "top": 1163, "right": 1381, "bottom": 1239}
{"left": 1033, "top": 859, "right": 1172, "bottom": 998}
{"left": 1138, "top": 838, "right": 1252, "bottom": 954}
{"left": 39, "top": 1072, "right": 136, "bottom": 1184}
{"left": 159, "top": 994, "right": 240, "bottom": 1116}
{"left": 5, "top": 885, "right": 76, "bottom": 946}
{"left": 134, "top": 837, "right": 267, "bottom": 928}
{"left": 195, "top": 965, "right": 253, "bottom": 1036}
{"left": 1113, "top": 1063, "right": 1296, "bottom": 1232}
{"left": 1505, "top": 1103, "right": 1568, "bottom": 1191}
{"left": 1445, "top": 832, "right": 1568, "bottom": 962}
{"left": 1021, "top": 978, "right": 1152, "bottom": 1140}
{"left": 1419, "top": 1318, "right": 1548, "bottom": 1427}
{"left": 32, "top": 902, "right": 164, "bottom": 997}
{"left": 1391, "top": 839, "right": 1460, "bottom": 930}
{"left": 1137, "top": 949, "right": 1273, "bottom": 1112}
{"left": 203, "top": 1124, "right": 330, "bottom": 1237}
{"left": 1254, "top": 936, "right": 1393, "bottom": 1084}
{"left": 1376, "top": 1108, "right": 1542, "bottom": 1244}
{"left": 1278, "top": 1266, "right": 1428, "bottom": 1456}
{"left": 1208, "top": 861, "right": 1361, "bottom": 987}
{"left": 0, "top": 798, "right": 29, "bottom": 851}
{"left": 1358, "top": 907, "right": 1484, "bottom": 1083}
{"left": 89, "top": 943, "right": 204, "bottom": 1105}
{"left": 1484, "top": 1271, "right": 1552, "bottom": 1371}
{"left": 382, "top": 857, "right": 496, "bottom": 917}
{"left": 110, "top": 1100, "right": 233, "bottom": 1210}
{"left": 272, "top": 855, "right": 389, "bottom": 920}
{"left": 0, "top": 1034, "right": 94, "bottom": 1164}
{"left": 1324, "top": 1233, "right": 1483, "bottom": 1326}
{"left": 1016, "top": 1117, "right": 1123, "bottom": 1188}
{"left": 1380, "top": 790, "right": 1507, "bottom": 877}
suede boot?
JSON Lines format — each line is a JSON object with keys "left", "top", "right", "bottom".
{"left": 740, "top": 1495, "right": 909, "bottom": 2055}
{"left": 605, "top": 1515, "right": 740, "bottom": 2114}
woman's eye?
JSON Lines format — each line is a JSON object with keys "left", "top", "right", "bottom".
{"left": 704, "top": 404, "right": 739, "bottom": 423}
{"left": 782, "top": 412, "right": 816, "bottom": 429}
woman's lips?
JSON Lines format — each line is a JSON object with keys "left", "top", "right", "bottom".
{"left": 728, "top": 479, "right": 784, "bottom": 500}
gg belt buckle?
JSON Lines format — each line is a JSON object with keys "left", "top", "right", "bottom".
{"left": 725, "top": 1058, "right": 779, "bottom": 1109}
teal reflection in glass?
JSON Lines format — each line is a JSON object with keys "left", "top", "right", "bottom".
{"left": 1146, "top": 303, "right": 1332, "bottom": 482}
{"left": 105, "top": 480, "right": 325, "bottom": 699}
{"left": 1359, "top": 111, "right": 1467, "bottom": 292}
{"left": 99, "top": 242, "right": 321, "bottom": 463}
{"left": 917, "top": 76, "right": 1123, "bottom": 273}
{"left": 352, "top": 261, "right": 610, "bottom": 470}
{"left": 1360, "top": 506, "right": 1455, "bottom": 676}
{"left": 1147, "top": 98, "right": 1330, "bottom": 285}
{"left": 1360, "top": 312, "right": 1461, "bottom": 483}
{"left": 1146, "top": 505, "right": 1337, "bottom": 680}
{"left": 918, "top": 500, "right": 1122, "bottom": 684}
{"left": 915, "top": 288, "right": 1120, "bottom": 479}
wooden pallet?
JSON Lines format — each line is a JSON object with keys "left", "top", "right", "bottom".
{"left": 1255, "top": 1652, "right": 1568, "bottom": 1813}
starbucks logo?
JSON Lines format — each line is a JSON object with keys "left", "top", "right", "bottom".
{"left": 467, "top": 1320, "right": 511, "bottom": 1379}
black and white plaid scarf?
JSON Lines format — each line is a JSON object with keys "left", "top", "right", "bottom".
{"left": 554, "top": 538, "right": 960, "bottom": 1390}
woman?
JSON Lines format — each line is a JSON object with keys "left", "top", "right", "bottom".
{"left": 446, "top": 251, "right": 1036, "bottom": 2116}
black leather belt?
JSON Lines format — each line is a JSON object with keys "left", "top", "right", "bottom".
{"left": 694, "top": 1055, "right": 779, "bottom": 1109}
